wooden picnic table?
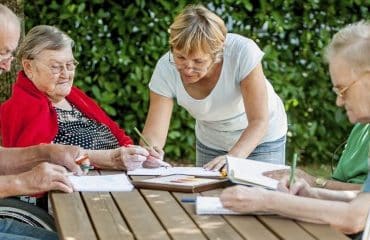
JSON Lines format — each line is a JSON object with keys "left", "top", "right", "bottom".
{"left": 50, "top": 170, "right": 350, "bottom": 240}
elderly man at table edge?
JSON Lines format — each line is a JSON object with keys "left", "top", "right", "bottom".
{"left": 0, "top": 4, "right": 83, "bottom": 240}
{"left": 221, "top": 20, "right": 370, "bottom": 235}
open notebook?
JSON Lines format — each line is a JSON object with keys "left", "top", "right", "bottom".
{"left": 68, "top": 173, "right": 133, "bottom": 192}
{"left": 227, "top": 156, "right": 289, "bottom": 190}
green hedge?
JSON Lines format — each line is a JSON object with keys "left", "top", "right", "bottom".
{"left": 24, "top": 0, "right": 369, "bottom": 165}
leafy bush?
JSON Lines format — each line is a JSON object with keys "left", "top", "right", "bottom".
{"left": 24, "top": 0, "right": 369, "bottom": 165}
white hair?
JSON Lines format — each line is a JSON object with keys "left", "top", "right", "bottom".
{"left": 0, "top": 4, "right": 20, "bottom": 29}
{"left": 325, "top": 21, "right": 370, "bottom": 72}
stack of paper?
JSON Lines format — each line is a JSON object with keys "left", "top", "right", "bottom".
{"left": 227, "top": 156, "right": 289, "bottom": 190}
{"left": 128, "top": 167, "right": 221, "bottom": 177}
{"left": 69, "top": 173, "right": 133, "bottom": 192}
{"left": 196, "top": 196, "right": 240, "bottom": 215}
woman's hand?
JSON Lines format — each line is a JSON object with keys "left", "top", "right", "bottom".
{"left": 263, "top": 168, "right": 316, "bottom": 186}
{"left": 203, "top": 155, "right": 226, "bottom": 171}
{"left": 142, "top": 146, "right": 171, "bottom": 168}
{"left": 110, "top": 145, "right": 149, "bottom": 171}
{"left": 277, "top": 176, "right": 318, "bottom": 198}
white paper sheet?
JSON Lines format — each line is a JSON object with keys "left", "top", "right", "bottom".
{"left": 196, "top": 196, "right": 240, "bottom": 215}
{"left": 196, "top": 196, "right": 271, "bottom": 215}
{"left": 128, "top": 167, "right": 221, "bottom": 177}
{"left": 69, "top": 173, "right": 133, "bottom": 192}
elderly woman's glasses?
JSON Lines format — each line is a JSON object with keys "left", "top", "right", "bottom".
{"left": 168, "top": 51, "right": 213, "bottom": 73}
{"left": 34, "top": 59, "right": 79, "bottom": 75}
{"left": 0, "top": 52, "right": 15, "bottom": 63}
{"left": 332, "top": 78, "right": 362, "bottom": 98}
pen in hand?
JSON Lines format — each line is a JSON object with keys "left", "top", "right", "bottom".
{"left": 133, "top": 127, "right": 151, "bottom": 147}
{"left": 133, "top": 127, "right": 170, "bottom": 168}
{"left": 75, "top": 154, "right": 91, "bottom": 175}
{"left": 289, "top": 153, "right": 298, "bottom": 188}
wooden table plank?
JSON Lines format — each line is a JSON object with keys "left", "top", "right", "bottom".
{"left": 112, "top": 189, "right": 170, "bottom": 240}
{"left": 77, "top": 170, "right": 133, "bottom": 239}
{"left": 258, "top": 216, "right": 316, "bottom": 240}
{"left": 50, "top": 192, "right": 97, "bottom": 240}
{"left": 82, "top": 192, "right": 133, "bottom": 239}
{"left": 173, "top": 192, "right": 244, "bottom": 240}
{"left": 141, "top": 189, "right": 206, "bottom": 240}
{"left": 298, "top": 222, "right": 350, "bottom": 240}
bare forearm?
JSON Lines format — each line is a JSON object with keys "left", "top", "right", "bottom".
{"left": 0, "top": 145, "right": 48, "bottom": 174}
{"left": 325, "top": 179, "right": 362, "bottom": 191}
{"left": 0, "top": 175, "right": 26, "bottom": 198}
{"left": 265, "top": 191, "right": 365, "bottom": 234}
{"left": 141, "top": 129, "right": 167, "bottom": 149}
{"left": 313, "top": 188, "right": 359, "bottom": 201}
{"left": 229, "top": 120, "right": 268, "bottom": 158}
{"left": 84, "top": 149, "right": 114, "bottom": 169}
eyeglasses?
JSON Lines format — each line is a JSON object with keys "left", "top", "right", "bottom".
{"left": 0, "top": 52, "right": 15, "bottom": 63}
{"left": 168, "top": 51, "right": 214, "bottom": 73}
{"left": 34, "top": 59, "right": 79, "bottom": 75}
{"left": 332, "top": 78, "right": 362, "bottom": 98}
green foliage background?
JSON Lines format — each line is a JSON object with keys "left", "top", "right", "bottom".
{"left": 24, "top": 0, "right": 369, "bottom": 165}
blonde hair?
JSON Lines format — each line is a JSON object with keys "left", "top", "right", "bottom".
{"left": 0, "top": 4, "right": 20, "bottom": 30}
{"left": 17, "top": 25, "right": 74, "bottom": 62}
{"left": 325, "top": 21, "right": 370, "bottom": 71}
{"left": 169, "top": 4, "right": 227, "bottom": 61}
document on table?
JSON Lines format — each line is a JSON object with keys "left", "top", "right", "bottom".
{"left": 196, "top": 196, "right": 272, "bottom": 215}
{"left": 69, "top": 173, "right": 133, "bottom": 192}
{"left": 196, "top": 196, "right": 240, "bottom": 215}
{"left": 227, "top": 156, "right": 289, "bottom": 190}
{"left": 128, "top": 167, "right": 221, "bottom": 177}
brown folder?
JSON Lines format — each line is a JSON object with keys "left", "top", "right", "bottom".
{"left": 132, "top": 174, "right": 230, "bottom": 193}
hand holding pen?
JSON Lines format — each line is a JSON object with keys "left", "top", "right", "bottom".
{"left": 75, "top": 154, "right": 92, "bottom": 175}
{"left": 134, "top": 127, "right": 171, "bottom": 168}
{"left": 276, "top": 153, "right": 316, "bottom": 197}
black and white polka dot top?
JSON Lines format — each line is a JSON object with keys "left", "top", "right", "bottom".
{"left": 53, "top": 105, "right": 120, "bottom": 150}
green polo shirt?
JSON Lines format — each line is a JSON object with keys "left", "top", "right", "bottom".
{"left": 332, "top": 123, "right": 370, "bottom": 184}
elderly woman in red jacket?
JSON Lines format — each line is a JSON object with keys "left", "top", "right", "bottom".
{"left": 0, "top": 25, "right": 166, "bottom": 171}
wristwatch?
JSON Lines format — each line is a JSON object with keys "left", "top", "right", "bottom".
{"left": 315, "top": 177, "right": 328, "bottom": 188}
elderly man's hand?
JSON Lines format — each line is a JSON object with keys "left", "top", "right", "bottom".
{"left": 110, "top": 145, "right": 149, "bottom": 171}
{"left": 277, "top": 176, "right": 318, "bottom": 198}
{"left": 263, "top": 168, "right": 316, "bottom": 186}
{"left": 43, "top": 144, "right": 82, "bottom": 175}
{"left": 220, "top": 185, "right": 269, "bottom": 213}
{"left": 17, "top": 162, "right": 73, "bottom": 195}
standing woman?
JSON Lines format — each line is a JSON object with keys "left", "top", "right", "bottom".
{"left": 142, "top": 4, "right": 287, "bottom": 169}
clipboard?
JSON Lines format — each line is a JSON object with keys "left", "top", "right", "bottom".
{"left": 132, "top": 174, "right": 230, "bottom": 193}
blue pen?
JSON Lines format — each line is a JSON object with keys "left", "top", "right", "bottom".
{"left": 181, "top": 197, "right": 196, "bottom": 203}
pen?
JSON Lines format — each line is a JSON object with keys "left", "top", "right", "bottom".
{"left": 133, "top": 127, "right": 171, "bottom": 168}
{"left": 289, "top": 153, "right": 298, "bottom": 188}
{"left": 181, "top": 197, "right": 196, "bottom": 203}
{"left": 133, "top": 127, "right": 151, "bottom": 147}
{"left": 75, "top": 154, "right": 91, "bottom": 174}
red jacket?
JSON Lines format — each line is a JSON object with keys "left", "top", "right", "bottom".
{"left": 0, "top": 71, "right": 133, "bottom": 147}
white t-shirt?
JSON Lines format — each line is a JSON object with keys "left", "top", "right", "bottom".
{"left": 149, "top": 33, "right": 287, "bottom": 151}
